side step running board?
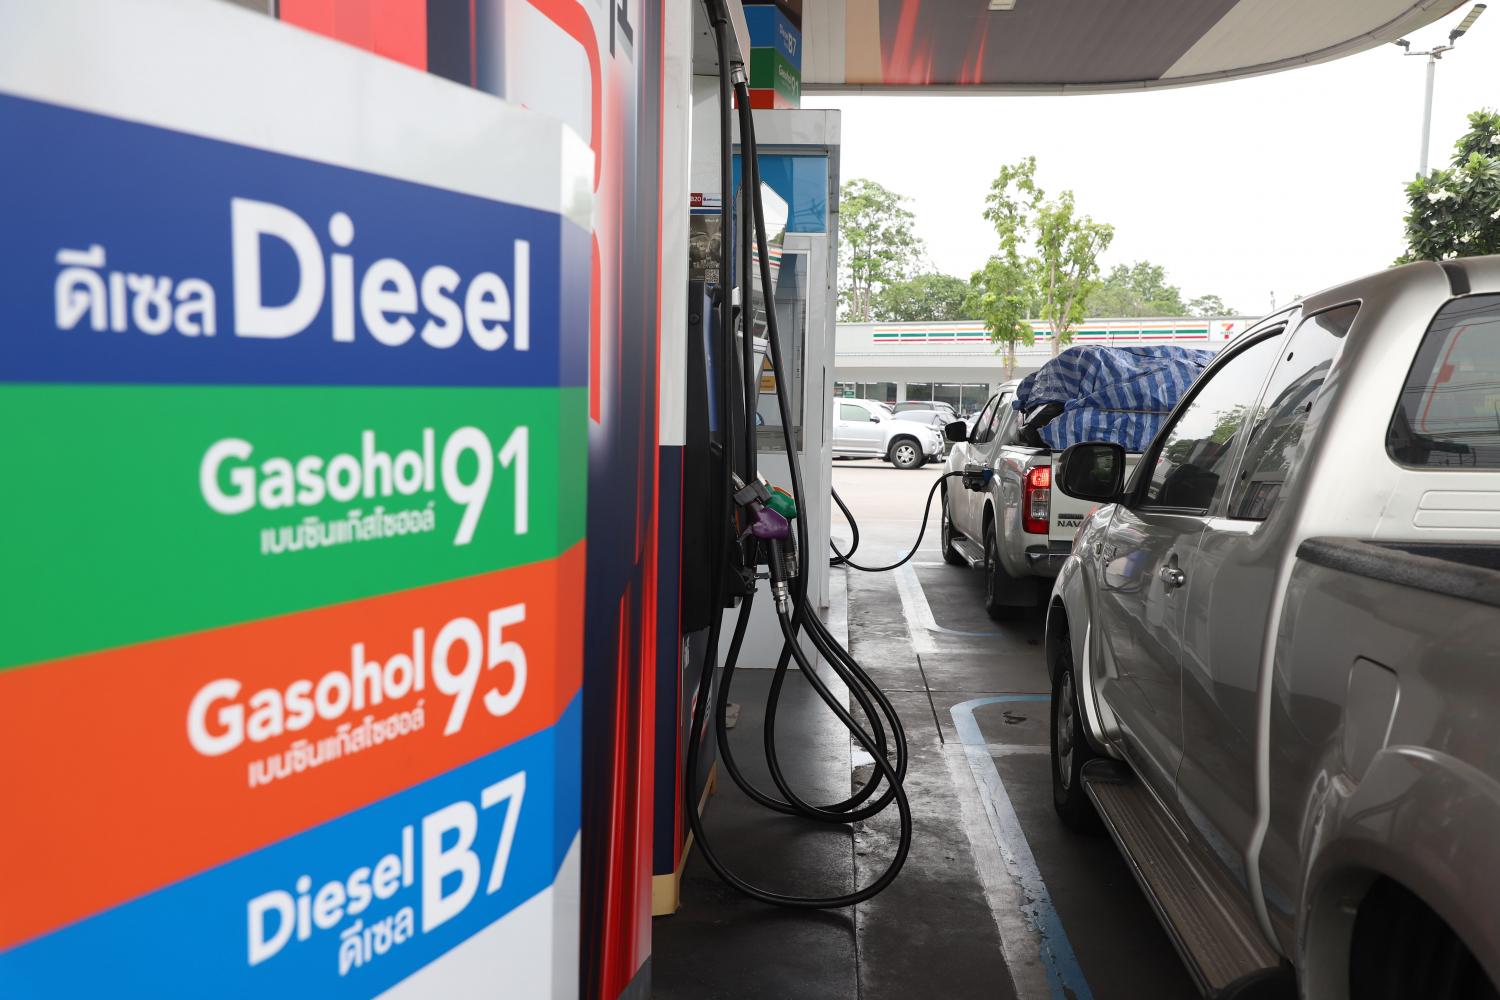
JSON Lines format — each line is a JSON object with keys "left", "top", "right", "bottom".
{"left": 1080, "top": 760, "right": 1291, "bottom": 998}
{"left": 951, "top": 536, "right": 986, "bottom": 568}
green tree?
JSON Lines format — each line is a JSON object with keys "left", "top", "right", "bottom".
{"left": 1085, "top": 261, "right": 1187, "bottom": 317}
{"left": 872, "top": 272, "right": 973, "bottom": 322}
{"left": 1034, "top": 192, "right": 1114, "bottom": 354}
{"left": 1399, "top": 109, "right": 1500, "bottom": 263}
{"left": 1186, "top": 294, "right": 1235, "bottom": 317}
{"left": 982, "top": 157, "right": 1113, "bottom": 355}
{"left": 964, "top": 257, "right": 1034, "bottom": 378}
{"left": 838, "top": 178, "right": 925, "bottom": 321}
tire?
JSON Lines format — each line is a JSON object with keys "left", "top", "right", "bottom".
{"left": 1051, "top": 645, "right": 1103, "bottom": 834}
{"left": 887, "top": 437, "right": 924, "bottom": 470}
{"left": 982, "top": 520, "right": 1030, "bottom": 620}
{"left": 940, "top": 487, "right": 967, "bottom": 566}
{"left": 1350, "top": 881, "right": 1499, "bottom": 1000}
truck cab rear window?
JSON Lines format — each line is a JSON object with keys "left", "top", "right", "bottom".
{"left": 1390, "top": 294, "right": 1500, "bottom": 469}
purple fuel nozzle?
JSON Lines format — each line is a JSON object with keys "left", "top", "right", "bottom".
{"left": 747, "top": 507, "right": 791, "bottom": 541}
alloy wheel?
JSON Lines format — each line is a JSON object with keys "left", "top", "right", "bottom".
{"left": 1056, "top": 670, "right": 1076, "bottom": 789}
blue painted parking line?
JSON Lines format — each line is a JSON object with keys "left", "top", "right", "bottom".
{"left": 951, "top": 696, "right": 1094, "bottom": 1000}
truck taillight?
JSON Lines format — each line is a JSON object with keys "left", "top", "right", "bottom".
{"left": 1023, "top": 466, "right": 1050, "bottom": 534}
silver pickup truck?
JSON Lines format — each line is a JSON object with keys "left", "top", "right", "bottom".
{"left": 940, "top": 382, "right": 1142, "bottom": 619}
{"left": 1048, "top": 255, "right": 1500, "bottom": 999}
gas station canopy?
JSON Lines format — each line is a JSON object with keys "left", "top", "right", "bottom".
{"left": 803, "top": 0, "right": 1467, "bottom": 92}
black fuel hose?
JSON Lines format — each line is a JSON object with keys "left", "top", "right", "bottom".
{"left": 829, "top": 486, "right": 860, "bottom": 566}
{"left": 731, "top": 78, "right": 905, "bottom": 821}
{"left": 681, "top": 8, "right": 914, "bottom": 908}
{"left": 828, "top": 471, "right": 961, "bottom": 574}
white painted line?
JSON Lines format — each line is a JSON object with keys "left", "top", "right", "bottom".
{"left": 953, "top": 697, "right": 1094, "bottom": 1000}
{"left": 893, "top": 563, "right": 939, "bottom": 655}
{"left": 891, "top": 558, "right": 1085, "bottom": 999}
{"left": 941, "top": 744, "right": 1049, "bottom": 1000}
{"left": 894, "top": 563, "right": 1002, "bottom": 641}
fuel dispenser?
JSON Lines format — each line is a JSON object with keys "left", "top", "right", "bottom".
{"left": 651, "top": 0, "right": 912, "bottom": 915}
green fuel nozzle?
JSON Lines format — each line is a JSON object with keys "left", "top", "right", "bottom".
{"left": 768, "top": 487, "right": 797, "bottom": 520}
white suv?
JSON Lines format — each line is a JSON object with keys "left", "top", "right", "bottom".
{"left": 831, "top": 398, "right": 944, "bottom": 469}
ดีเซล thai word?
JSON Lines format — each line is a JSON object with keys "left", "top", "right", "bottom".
{"left": 53, "top": 197, "right": 530, "bottom": 350}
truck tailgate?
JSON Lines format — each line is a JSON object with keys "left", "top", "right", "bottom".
{"left": 1049, "top": 454, "right": 1141, "bottom": 545}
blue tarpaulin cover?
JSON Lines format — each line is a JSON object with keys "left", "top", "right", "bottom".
{"left": 1011, "top": 345, "right": 1214, "bottom": 452}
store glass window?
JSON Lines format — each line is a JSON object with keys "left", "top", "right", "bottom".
{"left": 834, "top": 382, "right": 894, "bottom": 402}
{"left": 933, "top": 384, "right": 964, "bottom": 411}
{"left": 952, "top": 383, "right": 990, "bottom": 413}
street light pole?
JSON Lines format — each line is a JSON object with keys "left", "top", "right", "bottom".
{"left": 1419, "top": 51, "right": 1438, "bottom": 175}
{"left": 1394, "top": 3, "right": 1486, "bottom": 177}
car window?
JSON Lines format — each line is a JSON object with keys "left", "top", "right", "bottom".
{"left": 982, "top": 401, "right": 1010, "bottom": 442}
{"left": 968, "top": 397, "right": 1000, "bottom": 443}
{"left": 839, "top": 403, "right": 872, "bottom": 422}
{"left": 1389, "top": 293, "right": 1500, "bottom": 469}
{"left": 992, "top": 404, "right": 1018, "bottom": 445}
{"left": 1140, "top": 335, "right": 1283, "bottom": 512}
{"left": 1228, "top": 304, "right": 1357, "bottom": 520}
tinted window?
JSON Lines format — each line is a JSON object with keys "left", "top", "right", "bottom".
{"left": 968, "top": 397, "right": 1000, "bottom": 443}
{"left": 1390, "top": 294, "right": 1500, "bottom": 468}
{"left": 839, "top": 403, "right": 871, "bottom": 422}
{"left": 978, "top": 400, "right": 1009, "bottom": 444}
{"left": 1229, "top": 305, "right": 1356, "bottom": 519}
{"left": 1142, "top": 335, "right": 1283, "bottom": 511}
{"left": 992, "top": 404, "right": 1019, "bottom": 445}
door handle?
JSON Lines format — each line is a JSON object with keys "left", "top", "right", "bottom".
{"left": 1159, "top": 566, "right": 1186, "bottom": 589}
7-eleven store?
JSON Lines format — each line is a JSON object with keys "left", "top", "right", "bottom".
{"left": 833, "top": 316, "right": 1253, "bottom": 415}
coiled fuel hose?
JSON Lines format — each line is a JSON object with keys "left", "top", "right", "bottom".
{"left": 683, "top": 5, "right": 917, "bottom": 908}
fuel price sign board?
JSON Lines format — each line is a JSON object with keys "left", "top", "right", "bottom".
{"left": 0, "top": 3, "right": 590, "bottom": 996}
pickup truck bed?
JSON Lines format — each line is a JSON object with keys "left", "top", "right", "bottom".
{"left": 1296, "top": 537, "right": 1500, "bottom": 606}
{"left": 1258, "top": 537, "right": 1500, "bottom": 975}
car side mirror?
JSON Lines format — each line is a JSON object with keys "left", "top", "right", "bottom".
{"left": 1057, "top": 442, "right": 1126, "bottom": 504}
{"left": 944, "top": 420, "right": 968, "bottom": 443}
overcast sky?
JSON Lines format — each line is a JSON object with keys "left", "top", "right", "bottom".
{"left": 804, "top": 4, "right": 1500, "bottom": 317}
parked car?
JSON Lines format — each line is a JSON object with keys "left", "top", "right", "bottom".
{"left": 892, "top": 399, "right": 960, "bottom": 422}
{"left": 1047, "top": 256, "right": 1500, "bottom": 999}
{"left": 940, "top": 347, "right": 1208, "bottom": 619}
{"left": 893, "top": 409, "right": 944, "bottom": 425}
{"left": 892, "top": 407, "right": 950, "bottom": 446}
{"left": 831, "top": 397, "right": 944, "bottom": 469}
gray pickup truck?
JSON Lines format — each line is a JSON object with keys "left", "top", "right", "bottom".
{"left": 1048, "top": 255, "right": 1500, "bottom": 999}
